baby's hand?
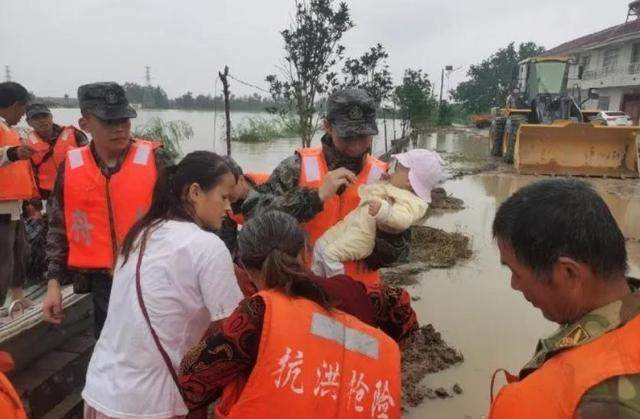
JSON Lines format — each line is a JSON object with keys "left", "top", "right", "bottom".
{"left": 368, "top": 200, "right": 382, "bottom": 216}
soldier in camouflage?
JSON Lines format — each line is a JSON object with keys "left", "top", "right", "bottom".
{"left": 42, "top": 82, "right": 171, "bottom": 337}
{"left": 238, "top": 88, "right": 410, "bottom": 269}
{"left": 491, "top": 178, "right": 640, "bottom": 419}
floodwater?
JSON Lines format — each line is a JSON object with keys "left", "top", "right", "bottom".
{"left": 404, "top": 130, "right": 640, "bottom": 419}
{"left": 34, "top": 107, "right": 397, "bottom": 172}
{"left": 25, "top": 110, "right": 640, "bottom": 418}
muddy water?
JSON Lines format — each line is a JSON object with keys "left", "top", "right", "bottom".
{"left": 404, "top": 130, "right": 640, "bottom": 419}
{"left": 28, "top": 110, "right": 640, "bottom": 417}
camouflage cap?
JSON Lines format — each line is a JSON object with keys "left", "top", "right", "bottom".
{"left": 77, "top": 82, "right": 137, "bottom": 121}
{"left": 26, "top": 103, "right": 52, "bottom": 120}
{"left": 326, "top": 88, "right": 378, "bottom": 139}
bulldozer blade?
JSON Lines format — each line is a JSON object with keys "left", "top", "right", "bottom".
{"left": 515, "top": 121, "right": 640, "bottom": 178}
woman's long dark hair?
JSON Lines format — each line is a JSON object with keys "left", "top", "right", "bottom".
{"left": 120, "top": 150, "right": 231, "bottom": 265}
{"left": 238, "top": 211, "right": 331, "bottom": 309}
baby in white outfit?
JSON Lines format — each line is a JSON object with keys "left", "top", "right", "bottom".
{"left": 312, "top": 149, "right": 445, "bottom": 277}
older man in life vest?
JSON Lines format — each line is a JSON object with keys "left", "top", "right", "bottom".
{"left": 241, "top": 89, "right": 408, "bottom": 285}
{"left": 25, "top": 103, "right": 87, "bottom": 198}
{"left": 489, "top": 179, "right": 640, "bottom": 419}
{"left": 0, "top": 82, "right": 39, "bottom": 313}
{"left": 42, "top": 82, "right": 169, "bottom": 337}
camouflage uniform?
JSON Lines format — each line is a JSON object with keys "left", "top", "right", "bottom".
{"left": 237, "top": 88, "right": 410, "bottom": 269}
{"left": 518, "top": 279, "right": 640, "bottom": 418}
{"left": 239, "top": 133, "right": 411, "bottom": 269}
{"left": 45, "top": 82, "right": 170, "bottom": 337}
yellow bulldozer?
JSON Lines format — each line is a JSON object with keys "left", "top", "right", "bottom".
{"left": 488, "top": 56, "right": 640, "bottom": 177}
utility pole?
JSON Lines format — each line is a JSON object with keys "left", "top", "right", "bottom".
{"left": 383, "top": 107, "right": 388, "bottom": 153}
{"left": 439, "top": 65, "right": 453, "bottom": 108}
{"left": 4, "top": 66, "right": 11, "bottom": 82}
{"left": 143, "top": 66, "right": 152, "bottom": 109}
{"left": 393, "top": 101, "right": 397, "bottom": 140}
{"left": 218, "top": 66, "right": 232, "bottom": 156}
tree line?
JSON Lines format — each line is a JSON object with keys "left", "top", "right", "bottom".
{"left": 121, "top": 84, "right": 282, "bottom": 112}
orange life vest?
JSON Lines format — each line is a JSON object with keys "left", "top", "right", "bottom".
{"left": 488, "top": 313, "right": 640, "bottom": 419}
{"left": 0, "top": 121, "right": 39, "bottom": 201}
{"left": 28, "top": 126, "right": 81, "bottom": 193}
{"left": 0, "top": 352, "right": 27, "bottom": 419}
{"left": 64, "top": 140, "right": 159, "bottom": 269}
{"left": 298, "top": 148, "right": 387, "bottom": 285}
{"left": 215, "top": 289, "right": 401, "bottom": 419}
{"left": 227, "top": 172, "right": 270, "bottom": 225}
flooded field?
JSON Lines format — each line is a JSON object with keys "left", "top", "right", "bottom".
{"left": 38, "top": 108, "right": 397, "bottom": 172}
{"left": 404, "top": 129, "right": 640, "bottom": 419}
{"left": 25, "top": 110, "right": 640, "bottom": 418}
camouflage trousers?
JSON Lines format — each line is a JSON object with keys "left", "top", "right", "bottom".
{"left": 0, "top": 216, "right": 26, "bottom": 303}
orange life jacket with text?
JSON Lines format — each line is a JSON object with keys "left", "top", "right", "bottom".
{"left": 227, "top": 172, "right": 270, "bottom": 225}
{"left": 0, "top": 121, "right": 39, "bottom": 201}
{"left": 488, "top": 313, "right": 640, "bottom": 419}
{"left": 0, "top": 352, "right": 27, "bottom": 419}
{"left": 215, "top": 289, "right": 401, "bottom": 419}
{"left": 298, "top": 147, "right": 387, "bottom": 285}
{"left": 64, "top": 139, "right": 159, "bottom": 269}
{"left": 28, "top": 126, "right": 81, "bottom": 193}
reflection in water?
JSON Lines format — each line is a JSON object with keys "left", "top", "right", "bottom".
{"left": 474, "top": 174, "right": 640, "bottom": 241}
{"left": 417, "top": 129, "right": 490, "bottom": 159}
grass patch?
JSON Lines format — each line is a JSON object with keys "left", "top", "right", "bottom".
{"left": 133, "top": 117, "right": 192, "bottom": 161}
{"left": 233, "top": 116, "right": 299, "bottom": 143}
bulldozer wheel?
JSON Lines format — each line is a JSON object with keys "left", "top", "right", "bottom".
{"left": 489, "top": 117, "right": 506, "bottom": 157}
{"left": 503, "top": 116, "right": 524, "bottom": 164}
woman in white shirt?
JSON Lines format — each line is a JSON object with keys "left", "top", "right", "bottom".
{"left": 82, "top": 150, "right": 244, "bottom": 419}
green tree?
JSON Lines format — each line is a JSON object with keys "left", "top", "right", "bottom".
{"left": 123, "top": 83, "right": 171, "bottom": 109}
{"left": 340, "top": 43, "right": 393, "bottom": 105}
{"left": 394, "top": 69, "right": 438, "bottom": 130}
{"left": 451, "top": 42, "right": 545, "bottom": 113}
{"left": 266, "top": 0, "right": 354, "bottom": 147}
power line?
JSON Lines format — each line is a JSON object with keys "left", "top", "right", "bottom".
{"left": 226, "top": 73, "right": 271, "bottom": 94}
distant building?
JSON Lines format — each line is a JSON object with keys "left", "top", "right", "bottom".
{"left": 543, "top": 1, "right": 640, "bottom": 122}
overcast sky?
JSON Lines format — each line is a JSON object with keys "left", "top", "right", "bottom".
{"left": 0, "top": 0, "right": 632, "bottom": 100}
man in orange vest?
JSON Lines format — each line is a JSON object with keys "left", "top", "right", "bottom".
{"left": 25, "top": 103, "right": 87, "bottom": 198}
{"left": 42, "top": 82, "right": 169, "bottom": 337}
{"left": 0, "top": 82, "right": 39, "bottom": 313}
{"left": 242, "top": 89, "right": 408, "bottom": 284}
{"left": 489, "top": 179, "right": 640, "bottom": 419}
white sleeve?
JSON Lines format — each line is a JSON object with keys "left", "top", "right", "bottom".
{"left": 196, "top": 237, "right": 244, "bottom": 321}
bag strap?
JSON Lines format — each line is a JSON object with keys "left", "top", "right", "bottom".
{"left": 490, "top": 368, "right": 519, "bottom": 403}
{"left": 134, "top": 229, "right": 186, "bottom": 401}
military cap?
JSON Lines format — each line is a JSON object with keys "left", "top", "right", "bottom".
{"left": 326, "top": 88, "right": 378, "bottom": 139}
{"left": 77, "top": 82, "right": 137, "bottom": 120}
{"left": 26, "top": 103, "right": 52, "bottom": 120}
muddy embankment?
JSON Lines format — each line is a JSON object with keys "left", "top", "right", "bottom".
{"left": 381, "top": 222, "right": 471, "bottom": 409}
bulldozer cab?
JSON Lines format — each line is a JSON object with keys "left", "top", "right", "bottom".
{"left": 517, "top": 57, "right": 569, "bottom": 105}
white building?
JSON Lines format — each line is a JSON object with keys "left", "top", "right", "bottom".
{"left": 543, "top": 2, "right": 640, "bottom": 122}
